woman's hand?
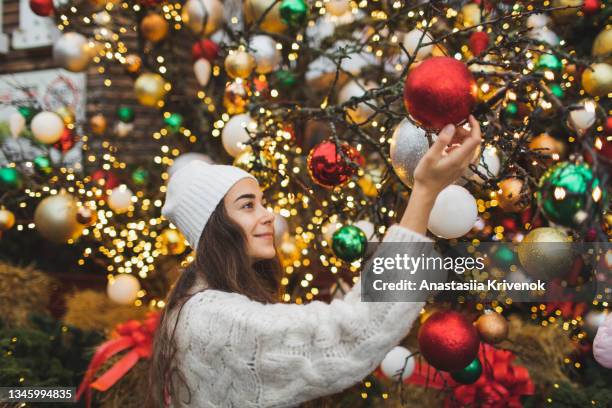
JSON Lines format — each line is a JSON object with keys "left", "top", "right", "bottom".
{"left": 399, "top": 115, "right": 482, "bottom": 235}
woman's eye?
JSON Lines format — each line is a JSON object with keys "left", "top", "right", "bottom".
{"left": 242, "top": 202, "right": 254, "bottom": 209}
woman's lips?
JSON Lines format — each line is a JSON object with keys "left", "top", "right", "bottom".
{"left": 254, "top": 233, "right": 274, "bottom": 240}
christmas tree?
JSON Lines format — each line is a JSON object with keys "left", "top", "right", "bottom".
{"left": 0, "top": 0, "right": 610, "bottom": 406}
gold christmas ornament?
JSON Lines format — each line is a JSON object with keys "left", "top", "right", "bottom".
{"left": 457, "top": 3, "right": 481, "bottom": 27}
{"left": 475, "top": 312, "right": 509, "bottom": 344}
{"left": 90, "top": 113, "right": 107, "bottom": 135}
{"left": 223, "top": 79, "right": 251, "bottom": 115}
{"left": 592, "top": 28, "right": 612, "bottom": 64}
{"left": 224, "top": 50, "right": 256, "bottom": 79}
{"left": 76, "top": 206, "right": 97, "bottom": 226}
{"left": 56, "top": 106, "right": 75, "bottom": 125}
{"left": 158, "top": 228, "right": 187, "bottom": 255}
{"left": 497, "top": 178, "right": 528, "bottom": 213}
{"left": 134, "top": 73, "right": 168, "bottom": 107}
{"left": 52, "top": 32, "right": 93, "bottom": 72}
{"left": 551, "top": 0, "right": 583, "bottom": 23}
{"left": 0, "top": 208, "right": 15, "bottom": 231}
{"left": 34, "top": 193, "right": 84, "bottom": 243}
{"left": 124, "top": 54, "right": 142, "bottom": 73}
{"left": 140, "top": 13, "right": 169, "bottom": 43}
{"left": 581, "top": 63, "right": 612, "bottom": 97}
{"left": 181, "top": 0, "right": 224, "bottom": 35}
{"left": 518, "top": 227, "right": 573, "bottom": 280}
{"left": 233, "top": 145, "right": 277, "bottom": 190}
{"left": 244, "top": 0, "right": 287, "bottom": 33}
{"left": 529, "top": 133, "right": 566, "bottom": 163}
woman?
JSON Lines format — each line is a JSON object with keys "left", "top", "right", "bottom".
{"left": 148, "top": 116, "right": 482, "bottom": 407}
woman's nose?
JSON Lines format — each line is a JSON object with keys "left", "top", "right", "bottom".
{"left": 260, "top": 207, "right": 274, "bottom": 225}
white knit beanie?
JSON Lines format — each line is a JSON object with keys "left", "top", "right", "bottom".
{"left": 162, "top": 160, "right": 256, "bottom": 249}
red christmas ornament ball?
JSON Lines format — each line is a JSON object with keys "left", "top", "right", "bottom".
{"left": 307, "top": 140, "right": 364, "bottom": 188}
{"left": 53, "top": 128, "right": 75, "bottom": 152}
{"left": 469, "top": 31, "right": 489, "bottom": 56}
{"left": 192, "top": 39, "right": 219, "bottom": 62}
{"left": 403, "top": 57, "right": 477, "bottom": 131}
{"left": 418, "top": 310, "right": 480, "bottom": 372}
{"left": 583, "top": 0, "right": 601, "bottom": 15}
{"left": 30, "top": 0, "right": 54, "bottom": 16}
{"left": 604, "top": 116, "right": 612, "bottom": 135}
{"left": 91, "top": 169, "right": 120, "bottom": 191}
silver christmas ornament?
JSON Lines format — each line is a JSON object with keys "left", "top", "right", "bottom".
{"left": 390, "top": 119, "right": 435, "bottom": 188}
{"left": 53, "top": 32, "right": 92, "bottom": 72}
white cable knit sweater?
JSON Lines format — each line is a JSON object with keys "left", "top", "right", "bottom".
{"left": 171, "top": 225, "right": 434, "bottom": 408}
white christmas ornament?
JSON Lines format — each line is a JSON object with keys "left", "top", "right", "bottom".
{"left": 31, "top": 111, "right": 65, "bottom": 144}
{"left": 168, "top": 152, "right": 213, "bottom": 177}
{"left": 194, "top": 58, "right": 212, "bottom": 86}
{"left": 181, "top": 0, "right": 224, "bottom": 35}
{"left": 108, "top": 185, "right": 134, "bottom": 213}
{"left": 222, "top": 114, "right": 257, "bottom": 157}
{"left": 322, "top": 216, "right": 341, "bottom": 244}
{"left": 9, "top": 112, "right": 25, "bottom": 138}
{"left": 52, "top": 32, "right": 92, "bottom": 72}
{"left": 338, "top": 80, "right": 377, "bottom": 123}
{"left": 325, "top": 0, "right": 351, "bottom": 16}
{"left": 107, "top": 274, "right": 141, "bottom": 305}
{"left": 115, "top": 121, "right": 134, "bottom": 138}
{"left": 467, "top": 146, "right": 501, "bottom": 184}
{"left": 427, "top": 185, "right": 478, "bottom": 239}
{"left": 403, "top": 29, "right": 434, "bottom": 61}
{"left": 274, "top": 213, "right": 289, "bottom": 243}
{"left": 249, "top": 35, "right": 281, "bottom": 74}
{"left": 380, "top": 346, "right": 415, "bottom": 381}
{"left": 568, "top": 100, "right": 597, "bottom": 132}
{"left": 354, "top": 219, "right": 378, "bottom": 242}
{"left": 528, "top": 27, "right": 560, "bottom": 46}
{"left": 390, "top": 119, "right": 434, "bottom": 188}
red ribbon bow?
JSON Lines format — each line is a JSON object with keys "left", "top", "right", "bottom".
{"left": 77, "top": 311, "right": 160, "bottom": 407}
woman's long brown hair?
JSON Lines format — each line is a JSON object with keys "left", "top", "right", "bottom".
{"left": 146, "top": 200, "right": 281, "bottom": 407}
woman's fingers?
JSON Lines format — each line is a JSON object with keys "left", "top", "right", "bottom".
{"left": 442, "top": 117, "right": 482, "bottom": 167}
{"left": 428, "top": 124, "right": 455, "bottom": 158}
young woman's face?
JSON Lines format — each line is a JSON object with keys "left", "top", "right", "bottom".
{"left": 224, "top": 178, "right": 276, "bottom": 262}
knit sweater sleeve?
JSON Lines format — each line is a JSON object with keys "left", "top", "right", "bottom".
{"left": 177, "top": 225, "right": 437, "bottom": 408}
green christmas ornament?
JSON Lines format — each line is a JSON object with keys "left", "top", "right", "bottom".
{"left": 331, "top": 225, "right": 367, "bottom": 262}
{"left": 0, "top": 167, "right": 23, "bottom": 190}
{"left": 504, "top": 102, "right": 518, "bottom": 117}
{"left": 131, "top": 167, "right": 149, "bottom": 185}
{"left": 550, "top": 83, "right": 564, "bottom": 98}
{"left": 279, "top": 0, "right": 308, "bottom": 28}
{"left": 451, "top": 358, "right": 483, "bottom": 384}
{"left": 33, "top": 156, "right": 53, "bottom": 176}
{"left": 17, "top": 106, "right": 35, "bottom": 123}
{"left": 275, "top": 69, "right": 297, "bottom": 88}
{"left": 117, "top": 106, "right": 135, "bottom": 123}
{"left": 164, "top": 113, "right": 183, "bottom": 132}
{"left": 537, "top": 53, "right": 563, "bottom": 72}
{"left": 492, "top": 245, "right": 516, "bottom": 268}
{"left": 537, "top": 162, "right": 605, "bottom": 227}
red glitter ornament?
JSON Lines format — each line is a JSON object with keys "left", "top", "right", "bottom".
{"left": 29, "top": 0, "right": 53, "bottom": 16}
{"left": 192, "top": 39, "right": 220, "bottom": 62}
{"left": 418, "top": 310, "right": 480, "bottom": 372}
{"left": 583, "top": 0, "right": 601, "bottom": 15}
{"left": 307, "top": 140, "right": 364, "bottom": 188}
{"left": 53, "top": 128, "right": 75, "bottom": 152}
{"left": 403, "top": 57, "right": 477, "bottom": 131}
{"left": 91, "top": 170, "right": 120, "bottom": 191}
{"left": 469, "top": 31, "right": 489, "bottom": 56}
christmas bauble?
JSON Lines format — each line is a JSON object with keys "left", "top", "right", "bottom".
{"left": 192, "top": 39, "right": 219, "bottom": 62}
{"left": 390, "top": 119, "right": 432, "bottom": 188}
{"left": 403, "top": 29, "right": 434, "bottom": 61}
{"left": 244, "top": 0, "right": 287, "bottom": 33}
{"left": 380, "top": 346, "right": 415, "bottom": 381}
{"left": 31, "top": 111, "right": 65, "bottom": 144}
{"left": 403, "top": 57, "right": 477, "bottom": 130}
{"left": 91, "top": 169, "right": 120, "bottom": 192}
{"left": 338, "top": 80, "right": 377, "bottom": 123}
{"left": 457, "top": 3, "right": 481, "bottom": 27}
{"left": 537, "top": 162, "right": 605, "bottom": 227}
{"left": 451, "top": 358, "right": 482, "bottom": 384}
{"left": 583, "top": 0, "right": 601, "bottom": 14}
{"left": 427, "top": 185, "right": 477, "bottom": 239}
{"left": 131, "top": 167, "right": 149, "bottom": 185}
{"left": 592, "top": 28, "right": 612, "bottom": 64}
{"left": 107, "top": 274, "right": 140, "bottom": 305}
{"left": 307, "top": 140, "right": 363, "bottom": 188}
{"left": 331, "top": 224, "right": 367, "bottom": 262}
{"left": 274, "top": 213, "right": 289, "bottom": 244}
{"left": 115, "top": 121, "right": 134, "bottom": 138}
{"left": 124, "top": 54, "right": 142, "bottom": 73}
{"left": 233, "top": 146, "right": 277, "bottom": 190}
{"left": 181, "top": 0, "right": 224, "bottom": 35}
{"left": 194, "top": 58, "right": 212, "bottom": 87}
{"left": 30, "top": 0, "right": 53, "bottom": 16}
{"left": 53, "top": 128, "right": 75, "bottom": 152}
{"left": 224, "top": 50, "right": 256, "bottom": 79}
{"left": 418, "top": 310, "right": 480, "bottom": 372}
{"left": 134, "top": 73, "right": 168, "bottom": 107}
{"left": 140, "top": 13, "right": 169, "bottom": 43}
{"left": 551, "top": 0, "right": 582, "bottom": 23}
{"left": 55, "top": 106, "right": 75, "bottom": 126}
{"left": 279, "top": 0, "right": 308, "bottom": 28}
{"left": 497, "top": 177, "right": 527, "bottom": 213}
{"left": 90, "top": 113, "right": 107, "bottom": 135}
{"left": 529, "top": 133, "right": 566, "bottom": 164}
{"left": 526, "top": 13, "right": 550, "bottom": 28}
{"left": 325, "top": 0, "right": 350, "bottom": 16}
{"left": 518, "top": 227, "right": 573, "bottom": 280}
{"left": 159, "top": 228, "right": 187, "bottom": 255}
{"left": 466, "top": 145, "right": 500, "bottom": 184}
{"left": 0, "top": 168, "right": 22, "bottom": 190}
{"left": 34, "top": 193, "right": 84, "bottom": 243}
{"left": 475, "top": 312, "right": 509, "bottom": 344}
{"left": 536, "top": 53, "right": 563, "bottom": 71}
{"left": 168, "top": 153, "right": 212, "bottom": 178}
{"left": 582, "top": 63, "right": 612, "bottom": 97}
{"left": 108, "top": 185, "right": 134, "bottom": 213}
{"left": 469, "top": 31, "right": 489, "bottom": 56}
{"left": 33, "top": 156, "right": 52, "bottom": 175}
{"left": 0, "top": 208, "right": 15, "bottom": 231}
{"left": 594, "top": 135, "right": 611, "bottom": 163}
{"left": 222, "top": 114, "right": 257, "bottom": 157}
{"left": 164, "top": 113, "right": 183, "bottom": 132}
{"left": 584, "top": 310, "right": 608, "bottom": 338}
{"left": 53, "top": 32, "right": 92, "bottom": 72}
{"left": 9, "top": 111, "right": 25, "bottom": 138}
{"left": 249, "top": 35, "right": 281, "bottom": 74}
{"left": 528, "top": 27, "right": 561, "bottom": 46}
{"left": 568, "top": 100, "right": 597, "bottom": 133}
{"left": 76, "top": 206, "right": 96, "bottom": 225}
